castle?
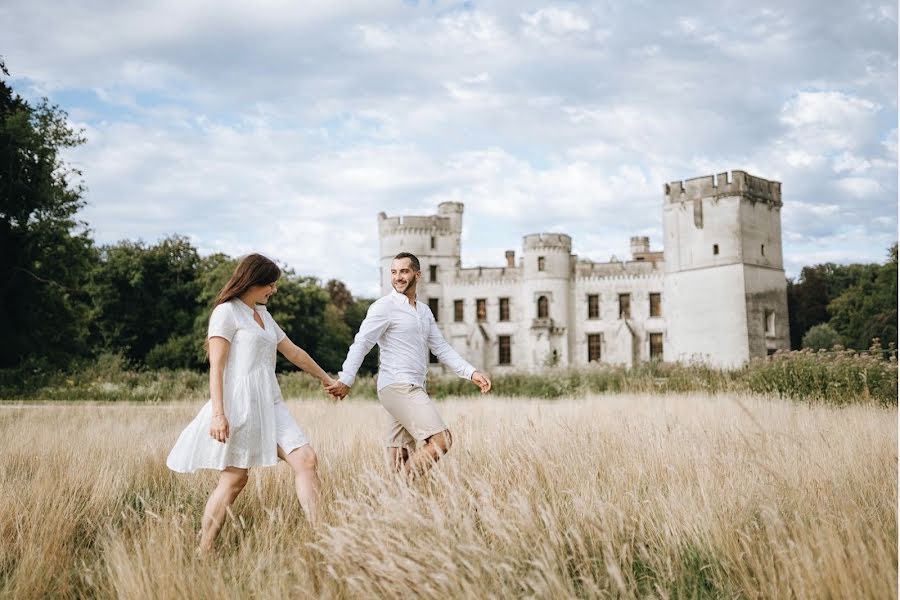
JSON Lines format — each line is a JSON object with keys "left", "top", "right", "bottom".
{"left": 377, "top": 170, "right": 790, "bottom": 371}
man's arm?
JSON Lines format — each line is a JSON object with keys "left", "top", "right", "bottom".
{"left": 427, "top": 318, "right": 492, "bottom": 393}
{"left": 336, "top": 301, "right": 391, "bottom": 387}
{"left": 427, "top": 318, "right": 475, "bottom": 379}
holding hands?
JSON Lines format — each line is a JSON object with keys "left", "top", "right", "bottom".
{"left": 325, "top": 379, "right": 351, "bottom": 400}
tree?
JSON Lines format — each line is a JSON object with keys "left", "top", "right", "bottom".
{"left": 787, "top": 261, "right": 881, "bottom": 349}
{"left": 0, "top": 62, "right": 95, "bottom": 368}
{"left": 89, "top": 236, "right": 201, "bottom": 367}
{"left": 829, "top": 244, "right": 898, "bottom": 354}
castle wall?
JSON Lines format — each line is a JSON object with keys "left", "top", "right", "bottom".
{"left": 573, "top": 273, "right": 666, "bottom": 367}
{"left": 439, "top": 274, "right": 522, "bottom": 372}
{"left": 743, "top": 265, "right": 790, "bottom": 358}
{"left": 663, "top": 264, "right": 750, "bottom": 367}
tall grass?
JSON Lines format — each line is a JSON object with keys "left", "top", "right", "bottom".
{"left": 3, "top": 347, "right": 896, "bottom": 405}
{"left": 0, "top": 395, "right": 895, "bottom": 598}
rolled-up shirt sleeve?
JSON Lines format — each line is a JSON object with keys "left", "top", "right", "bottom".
{"left": 338, "top": 302, "right": 391, "bottom": 387}
{"left": 427, "top": 316, "right": 476, "bottom": 380}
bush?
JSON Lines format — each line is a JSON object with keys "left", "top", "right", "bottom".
{"left": 802, "top": 323, "right": 842, "bottom": 351}
{"left": 1, "top": 350, "right": 896, "bottom": 405}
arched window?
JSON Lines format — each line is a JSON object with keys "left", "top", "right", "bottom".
{"left": 537, "top": 295, "right": 549, "bottom": 319}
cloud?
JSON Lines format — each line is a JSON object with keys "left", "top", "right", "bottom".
{"left": 1, "top": 0, "right": 895, "bottom": 292}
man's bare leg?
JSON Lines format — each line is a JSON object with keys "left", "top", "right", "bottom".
{"left": 388, "top": 447, "right": 410, "bottom": 473}
{"left": 403, "top": 429, "right": 452, "bottom": 481}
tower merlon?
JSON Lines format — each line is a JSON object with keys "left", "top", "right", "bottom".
{"left": 664, "top": 170, "right": 782, "bottom": 207}
{"left": 523, "top": 233, "right": 573, "bottom": 252}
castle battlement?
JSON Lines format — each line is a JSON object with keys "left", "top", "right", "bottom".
{"left": 378, "top": 214, "right": 455, "bottom": 235}
{"left": 452, "top": 266, "right": 521, "bottom": 283}
{"left": 523, "top": 233, "right": 572, "bottom": 251}
{"left": 664, "top": 170, "right": 782, "bottom": 206}
{"left": 575, "top": 259, "right": 663, "bottom": 278}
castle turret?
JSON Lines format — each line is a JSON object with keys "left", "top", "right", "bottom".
{"left": 662, "top": 170, "right": 789, "bottom": 366}
{"left": 521, "top": 233, "right": 573, "bottom": 367}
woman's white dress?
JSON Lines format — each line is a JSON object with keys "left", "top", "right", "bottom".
{"left": 166, "top": 299, "right": 309, "bottom": 473}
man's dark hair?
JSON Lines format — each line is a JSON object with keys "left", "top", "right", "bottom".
{"left": 394, "top": 252, "right": 421, "bottom": 271}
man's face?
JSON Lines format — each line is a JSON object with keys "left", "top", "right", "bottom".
{"left": 390, "top": 258, "right": 420, "bottom": 295}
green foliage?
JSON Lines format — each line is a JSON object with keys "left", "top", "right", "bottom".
{"left": 5, "top": 350, "right": 895, "bottom": 405}
{"left": 787, "top": 246, "right": 896, "bottom": 351}
{"left": 0, "top": 68, "right": 95, "bottom": 368}
{"left": 801, "top": 323, "right": 842, "bottom": 351}
{"left": 745, "top": 345, "right": 897, "bottom": 405}
{"left": 828, "top": 244, "right": 898, "bottom": 354}
{"left": 88, "top": 235, "right": 202, "bottom": 367}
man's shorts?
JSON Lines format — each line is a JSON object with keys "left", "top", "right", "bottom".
{"left": 377, "top": 383, "right": 448, "bottom": 450}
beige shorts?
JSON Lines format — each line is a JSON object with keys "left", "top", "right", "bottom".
{"left": 378, "top": 383, "right": 448, "bottom": 450}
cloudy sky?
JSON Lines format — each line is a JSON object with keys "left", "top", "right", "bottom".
{"left": 2, "top": 0, "right": 896, "bottom": 296}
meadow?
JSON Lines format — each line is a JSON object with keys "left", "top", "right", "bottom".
{"left": 1, "top": 393, "right": 896, "bottom": 599}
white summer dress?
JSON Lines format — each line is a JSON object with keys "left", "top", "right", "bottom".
{"left": 166, "top": 299, "right": 309, "bottom": 473}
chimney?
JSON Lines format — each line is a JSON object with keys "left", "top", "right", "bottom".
{"left": 505, "top": 250, "right": 515, "bottom": 267}
{"left": 630, "top": 236, "right": 650, "bottom": 258}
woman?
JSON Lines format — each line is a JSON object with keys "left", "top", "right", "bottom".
{"left": 167, "top": 253, "right": 333, "bottom": 550}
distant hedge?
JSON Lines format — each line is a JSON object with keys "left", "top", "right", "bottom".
{"left": 2, "top": 346, "right": 895, "bottom": 406}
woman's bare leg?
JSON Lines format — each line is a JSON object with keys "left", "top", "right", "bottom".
{"left": 199, "top": 466, "right": 249, "bottom": 551}
{"left": 279, "top": 445, "right": 321, "bottom": 526}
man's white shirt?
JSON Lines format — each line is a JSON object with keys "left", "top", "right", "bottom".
{"left": 338, "top": 290, "right": 476, "bottom": 391}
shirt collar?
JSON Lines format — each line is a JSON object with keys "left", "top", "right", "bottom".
{"left": 390, "top": 289, "right": 417, "bottom": 307}
{"left": 233, "top": 299, "right": 263, "bottom": 314}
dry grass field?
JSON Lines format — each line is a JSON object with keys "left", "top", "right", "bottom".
{"left": 0, "top": 394, "right": 896, "bottom": 599}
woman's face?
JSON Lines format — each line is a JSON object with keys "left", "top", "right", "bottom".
{"left": 249, "top": 281, "right": 278, "bottom": 305}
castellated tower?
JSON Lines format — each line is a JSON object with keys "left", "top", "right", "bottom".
{"left": 377, "top": 202, "right": 463, "bottom": 319}
{"left": 521, "top": 233, "right": 573, "bottom": 367}
{"left": 662, "top": 170, "right": 790, "bottom": 367}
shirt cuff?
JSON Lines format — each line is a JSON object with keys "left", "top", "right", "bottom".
{"left": 338, "top": 372, "right": 356, "bottom": 387}
{"left": 460, "top": 365, "right": 476, "bottom": 380}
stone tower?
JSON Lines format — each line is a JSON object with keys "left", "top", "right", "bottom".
{"left": 662, "top": 170, "right": 790, "bottom": 366}
{"left": 521, "top": 233, "right": 574, "bottom": 367}
{"left": 377, "top": 202, "right": 463, "bottom": 319}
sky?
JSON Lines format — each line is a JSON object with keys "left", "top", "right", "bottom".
{"left": 1, "top": 0, "right": 896, "bottom": 297}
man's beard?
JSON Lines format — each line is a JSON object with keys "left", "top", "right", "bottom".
{"left": 394, "top": 280, "right": 415, "bottom": 295}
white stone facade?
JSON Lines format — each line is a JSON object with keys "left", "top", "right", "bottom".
{"left": 378, "top": 170, "right": 791, "bottom": 371}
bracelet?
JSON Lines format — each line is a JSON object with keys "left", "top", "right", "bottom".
{"left": 212, "top": 413, "right": 225, "bottom": 418}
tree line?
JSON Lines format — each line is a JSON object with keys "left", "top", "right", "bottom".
{"left": 0, "top": 60, "right": 895, "bottom": 379}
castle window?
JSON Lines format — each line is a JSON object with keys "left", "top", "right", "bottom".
{"left": 713, "top": 244, "right": 720, "bottom": 255}
{"left": 454, "top": 299, "right": 464, "bottom": 322}
{"left": 429, "top": 265, "right": 438, "bottom": 282}
{"left": 650, "top": 333, "right": 663, "bottom": 360}
{"left": 618, "top": 294, "right": 631, "bottom": 319}
{"left": 476, "top": 298, "right": 487, "bottom": 322}
{"left": 764, "top": 309, "right": 775, "bottom": 337}
{"left": 538, "top": 256, "right": 545, "bottom": 271}
{"left": 499, "top": 298, "right": 510, "bottom": 321}
{"left": 649, "top": 293, "right": 662, "bottom": 317}
{"left": 428, "top": 298, "right": 439, "bottom": 322}
{"left": 761, "top": 244, "right": 765, "bottom": 256}
{"left": 587, "top": 294, "right": 599, "bottom": 319}
{"left": 537, "top": 295, "right": 549, "bottom": 319}
{"left": 429, "top": 351, "right": 439, "bottom": 364}
{"left": 430, "top": 236, "right": 436, "bottom": 249}
{"left": 588, "top": 334, "right": 602, "bottom": 362}
{"left": 498, "top": 336, "right": 511, "bottom": 365}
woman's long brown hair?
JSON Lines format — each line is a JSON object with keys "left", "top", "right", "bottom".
{"left": 213, "top": 253, "right": 282, "bottom": 307}
{"left": 204, "top": 253, "right": 281, "bottom": 355}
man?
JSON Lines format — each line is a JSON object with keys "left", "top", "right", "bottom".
{"left": 326, "top": 252, "right": 492, "bottom": 479}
